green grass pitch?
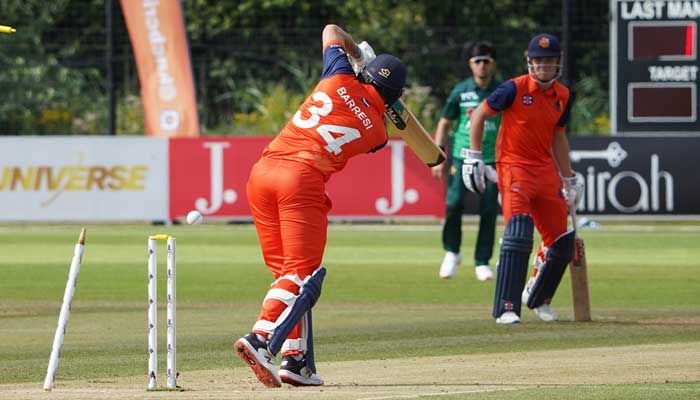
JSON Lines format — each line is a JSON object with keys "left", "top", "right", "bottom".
{"left": 0, "top": 223, "right": 699, "bottom": 399}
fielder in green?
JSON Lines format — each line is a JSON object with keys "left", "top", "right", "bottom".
{"left": 432, "top": 41, "right": 501, "bottom": 281}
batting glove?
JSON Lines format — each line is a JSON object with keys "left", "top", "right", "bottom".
{"left": 561, "top": 173, "right": 583, "bottom": 208}
{"left": 462, "top": 150, "right": 486, "bottom": 193}
{"left": 351, "top": 41, "right": 376, "bottom": 74}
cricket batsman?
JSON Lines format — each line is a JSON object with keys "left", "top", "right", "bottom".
{"left": 463, "top": 33, "right": 583, "bottom": 324}
{"left": 234, "top": 24, "right": 406, "bottom": 386}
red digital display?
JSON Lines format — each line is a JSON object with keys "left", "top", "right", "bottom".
{"left": 688, "top": 25, "right": 694, "bottom": 55}
{"left": 630, "top": 85, "right": 695, "bottom": 120}
{"left": 630, "top": 23, "right": 696, "bottom": 60}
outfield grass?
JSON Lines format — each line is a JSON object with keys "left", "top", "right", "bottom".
{"left": 0, "top": 223, "right": 699, "bottom": 399}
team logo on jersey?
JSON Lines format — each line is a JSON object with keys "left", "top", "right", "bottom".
{"left": 554, "top": 99, "right": 562, "bottom": 110}
{"left": 361, "top": 98, "right": 370, "bottom": 107}
{"left": 378, "top": 68, "right": 391, "bottom": 78}
{"left": 521, "top": 94, "right": 534, "bottom": 105}
{"left": 461, "top": 91, "right": 479, "bottom": 101}
{"left": 539, "top": 36, "right": 550, "bottom": 48}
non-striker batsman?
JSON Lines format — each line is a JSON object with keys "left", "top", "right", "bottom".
{"left": 463, "top": 33, "right": 582, "bottom": 324}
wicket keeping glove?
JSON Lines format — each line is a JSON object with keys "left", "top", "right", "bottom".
{"left": 561, "top": 173, "right": 583, "bottom": 208}
{"left": 462, "top": 150, "right": 487, "bottom": 193}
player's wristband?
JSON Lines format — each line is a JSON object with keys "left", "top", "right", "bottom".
{"left": 560, "top": 172, "right": 578, "bottom": 185}
{"left": 465, "top": 149, "right": 482, "bottom": 160}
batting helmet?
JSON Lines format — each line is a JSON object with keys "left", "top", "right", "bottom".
{"left": 526, "top": 33, "right": 563, "bottom": 85}
{"left": 360, "top": 54, "right": 407, "bottom": 106}
{"left": 527, "top": 33, "right": 562, "bottom": 58}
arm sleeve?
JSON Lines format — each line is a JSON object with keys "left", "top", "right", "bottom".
{"left": 485, "top": 80, "right": 517, "bottom": 112}
{"left": 557, "top": 94, "right": 573, "bottom": 127}
{"left": 440, "top": 88, "right": 461, "bottom": 120}
{"left": 321, "top": 43, "right": 355, "bottom": 79}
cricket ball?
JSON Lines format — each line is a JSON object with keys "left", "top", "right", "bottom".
{"left": 186, "top": 210, "right": 203, "bottom": 225}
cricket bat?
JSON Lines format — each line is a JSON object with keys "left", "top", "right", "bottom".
{"left": 385, "top": 99, "right": 446, "bottom": 167}
{"left": 569, "top": 208, "right": 591, "bottom": 321}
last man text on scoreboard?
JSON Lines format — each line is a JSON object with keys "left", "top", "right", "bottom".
{"left": 611, "top": 0, "right": 700, "bottom": 134}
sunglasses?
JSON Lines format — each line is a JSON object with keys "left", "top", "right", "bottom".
{"left": 470, "top": 56, "right": 494, "bottom": 64}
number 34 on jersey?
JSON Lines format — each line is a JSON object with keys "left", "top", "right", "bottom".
{"left": 292, "top": 90, "right": 362, "bottom": 155}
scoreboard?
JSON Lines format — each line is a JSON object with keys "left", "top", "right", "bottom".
{"left": 611, "top": 0, "right": 700, "bottom": 134}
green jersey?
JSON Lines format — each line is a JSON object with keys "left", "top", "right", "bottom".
{"left": 440, "top": 77, "right": 501, "bottom": 163}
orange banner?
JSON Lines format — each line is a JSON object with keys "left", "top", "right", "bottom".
{"left": 120, "top": 0, "right": 200, "bottom": 137}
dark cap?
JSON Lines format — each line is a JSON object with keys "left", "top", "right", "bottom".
{"left": 364, "top": 54, "right": 407, "bottom": 91}
{"left": 527, "top": 33, "right": 561, "bottom": 58}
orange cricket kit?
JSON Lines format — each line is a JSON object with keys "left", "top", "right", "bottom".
{"left": 247, "top": 42, "right": 390, "bottom": 353}
{"left": 485, "top": 33, "right": 577, "bottom": 324}
{"left": 233, "top": 27, "right": 408, "bottom": 388}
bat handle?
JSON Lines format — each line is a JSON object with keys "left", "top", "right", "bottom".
{"left": 569, "top": 206, "right": 577, "bottom": 234}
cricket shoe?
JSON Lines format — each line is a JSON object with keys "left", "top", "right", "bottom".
{"left": 496, "top": 311, "right": 521, "bottom": 325}
{"left": 439, "top": 251, "right": 461, "bottom": 279}
{"left": 234, "top": 333, "right": 281, "bottom": 388}
{"left": 279, "top": 354, "right": 324, "bottom": 386}
{"left": 534, "top": 303, "right": 559, "bottom": 322}
{"left": 475, "top": 265, "right": 494, "bottom": 281}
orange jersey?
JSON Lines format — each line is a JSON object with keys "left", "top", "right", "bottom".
{"left": 484, "top": 74, "right": 571, "bottom": 167}
{"left": 262, "top": 44, "right": 388, "bottom": 180}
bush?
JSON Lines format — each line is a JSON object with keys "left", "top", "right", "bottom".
{"left": 205, "top": 82, "right": 307, "bottom": 136}
{"left": 569, "top": 75, "right": 610, "bottom": 136}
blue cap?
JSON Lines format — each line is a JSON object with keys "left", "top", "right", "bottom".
{"left": 527, "top": 33, "right": 561, "bottom": 58}
{"left": 364, "top": 54, "right": 407, "bottom": 91}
